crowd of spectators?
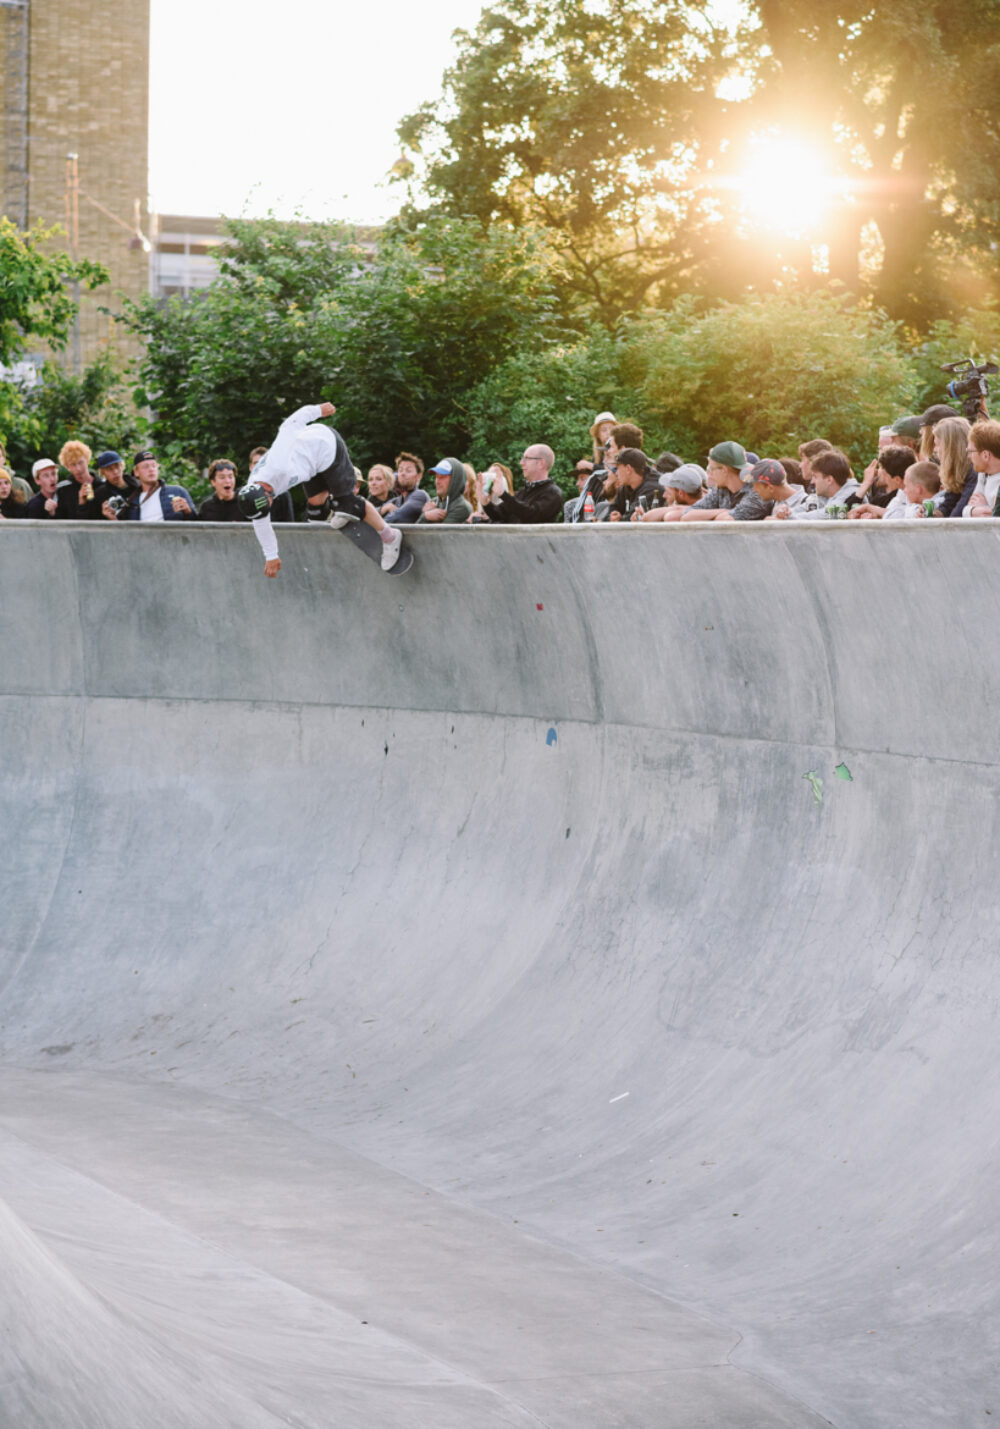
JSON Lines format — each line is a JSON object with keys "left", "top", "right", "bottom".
{"left": 2, "top": 401, "right": 999, "bottom": 531}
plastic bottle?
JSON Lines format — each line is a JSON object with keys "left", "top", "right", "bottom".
{"left": 583, "top": 491, "right": 596, "bottom": 521}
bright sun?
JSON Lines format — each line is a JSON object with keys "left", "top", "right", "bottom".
{"left": 721, "top": 135, "right": 847, "bottom": 238}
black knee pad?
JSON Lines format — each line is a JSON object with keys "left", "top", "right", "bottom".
{"left": 306, "top": 495, "right": 333, "bottom": 522}
{"left": 330, "top": 492, "right": 367, "bottom": 522}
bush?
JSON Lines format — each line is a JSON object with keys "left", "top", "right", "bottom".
{"left": 626, "top": 291, "right": 919, "bottom": 469}
{"left": 1, "top": 353, "right": 147, "bottom": 477}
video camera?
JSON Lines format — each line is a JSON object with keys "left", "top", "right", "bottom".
{"left": 940, "top": 356, "right": 998, "bottom": 422}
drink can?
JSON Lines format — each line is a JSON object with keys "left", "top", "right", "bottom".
{"left": 923, "top": 498, "right": 936, "bottom": 517}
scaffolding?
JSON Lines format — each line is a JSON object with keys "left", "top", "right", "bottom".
{"left": 2, "top": 0, "right": 30, "bottom": 229}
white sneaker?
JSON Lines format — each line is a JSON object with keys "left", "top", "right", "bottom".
{"left": 380, "top": 526, "right": 403, "bottom": 570}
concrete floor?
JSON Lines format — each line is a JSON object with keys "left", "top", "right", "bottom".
{"left": 1, "top": 519, "right": 998, "bottom": 1427}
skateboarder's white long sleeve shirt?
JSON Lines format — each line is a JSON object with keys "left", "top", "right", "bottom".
{"left": 250, "top": 404, "right": 337, "bottom": 561}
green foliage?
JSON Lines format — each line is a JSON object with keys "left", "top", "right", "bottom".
{"left": 908, "top": 309, "right": 1000, "bottom": 416}
{"left": 0, "top": 218, "right": 107, "bottom": 363}
{"left": 397, "top": 0, "right": 725, "bottom": 323}
{"left": 119, "top": 214, "right": 561, "bottom": 470}
{"left": 398, "top": 0, "right": 1000, "bottom": 328}
{"left": 464, "top": 332, "right": 646, "bottom": 491}
{"left": 462, "top": 290, "right": 921, "bottom": 479}
{"left": 626, "top": 292, "right": 918, "bottom": 467}
{"left": 1, "top": 353, "right": 147, "bottom": 477}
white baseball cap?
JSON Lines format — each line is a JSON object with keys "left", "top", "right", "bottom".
{"left": 32, "top": 457, "right": 57, "bottom": 477}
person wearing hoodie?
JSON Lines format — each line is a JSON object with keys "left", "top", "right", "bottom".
{"left": 418, "top": 458, "right": 473, "bottom": 524}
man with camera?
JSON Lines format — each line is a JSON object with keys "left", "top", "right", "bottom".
{"left": 93, "top": 451, "right": 139, "bottom": 521}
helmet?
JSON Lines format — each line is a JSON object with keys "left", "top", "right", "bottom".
{"left": 237, "top": 482, "right": 270, "bottom": 519}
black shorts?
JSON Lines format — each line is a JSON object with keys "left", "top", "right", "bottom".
{"left": 302, "top": 430, "right": 355, "bottom": 501}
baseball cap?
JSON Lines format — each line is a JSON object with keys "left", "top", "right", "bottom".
{"left": 429, "top": 460, "right": 452, "bottom": 475}
{"left": 891, "top": 415, "right": 922, "bottom": 438}
{"left": 31, "top": 457, "right": 57, "bottom": 478}
{"left": 662, "top": 463, "right": 706, "bottom": 494}
{"left": 919, "top": 404, "right": 958, "bottom": 428}
{"left": 749, "top": 458, "right": 787, "bottom": 486}
{"left": 708, "top": 440, "right": 746, "bottom": 469}
{"left": 95, "top": 450, "right": 123, "bottom": 469}
{"left": 132, "top": 448, "right": 156, "bottom": 466}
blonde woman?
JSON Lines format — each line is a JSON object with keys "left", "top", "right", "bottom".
{"left": 933, "top": 416, "right": 974, "bottom": 517}
{"left": 0, "top": 468, "right": 27, "bottom": 519}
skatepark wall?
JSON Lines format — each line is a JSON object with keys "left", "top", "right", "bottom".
{"left": 1, "top": 520, "right": 999, "bottom": 1426}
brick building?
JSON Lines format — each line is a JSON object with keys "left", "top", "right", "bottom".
{"left": 0, "top": 0, "right": 150, "bottom": 367}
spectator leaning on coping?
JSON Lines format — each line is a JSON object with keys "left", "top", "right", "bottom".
{"left": 126, "top": 449, "right": 197, "bottom": 523}
{"left": 366, "top": 464, "right": 395, "bottom": 514}
{"left": 786, "top": 449, "right": 861, "bottom": 519}
{"left": 478, "top": 445, "right": 564, "bottom": 523}
{"left": 93, "top": 450, "right": 138, "bottom": 521}
{"left": 848, "top": 445, "right": 916, "bottom": 519}
{"left": 0, "top": 467, "right": 26, "bottom": 518}
{"left": 198, "top": 460, "right": 245, "bottom": 522}
{"left": 384, "top": 452, "right": 429, "bottom": 524}
{"left": 672, "top": 441, "right": 767, "bottom": 522}
{"left": 417, "top": 458, "right": 473, "bottom": 523}
{"left": 641, "top": 463, "right": 706, "bottom": 520}
{"left": 932, "top": 417, "right": 975, "bottom": 517}
{"left": 23, "top": 458, "right": 60, "bottom": 519}
{"left": 746, "top": 458, "right": 807, "bottom": 518}
{"left": 608, "top": 449, "right": 659, "bottom": 521}
{"left": 55, "top": 439, "right": 100, "bottom": 519}
{"left": 900, "top": 460, "right": 943, "bottom": 518}
{"left": 963, "top": 419, "right": 1000, "bottom": 517}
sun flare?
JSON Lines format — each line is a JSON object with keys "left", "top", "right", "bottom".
{"left": 717, "top": 134, "right": 848, "bottom": 238}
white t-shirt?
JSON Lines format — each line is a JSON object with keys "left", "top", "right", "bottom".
{"left": 139, "top": 489, "right": 165, "bottom": 522}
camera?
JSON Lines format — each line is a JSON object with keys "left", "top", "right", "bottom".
{"left": 940, "top": 356, "right": 998, "bottom": 421}
{"left": 105, "top": 493, "right": 128, "bottom": 517}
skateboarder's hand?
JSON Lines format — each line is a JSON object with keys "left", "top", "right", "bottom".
{"left": 265, "top": 558, "right": 281, "bottom": 578}
{"left": 319, "top": 402, "right": 336, "bottom": 418}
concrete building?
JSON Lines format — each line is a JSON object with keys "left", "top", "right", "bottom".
{"left": 0, "top": 0, "right": 150, "bottom": 367}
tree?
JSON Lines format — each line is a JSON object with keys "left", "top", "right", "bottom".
{"left": 741, "top": 0, "right": 1000, "bottom": 326}
{"left": 2, "top": 353, "right": 147, "bottom": 477}
{"left": 397, "top": 0, "right": 1000, "bottom": 328}
{"left": 120, "top": 214, "right": 561, "bottom": 469}
{"left": 462, "top": 290, "right": 918, "bottom": 484}
{"left": 0, "top": 218, "right": 107, "bottom": 362}
{"left": 395, "top": 0, "right": 728, "bottom": 323}
{"left": 624, "top": 290, "right": 918, "bottom": 467}
{"left": 0, "top": 218, "right": 109, "bottom": 450}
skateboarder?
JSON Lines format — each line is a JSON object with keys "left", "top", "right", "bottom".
{"left": 237, "top": 402, "right": 403, "bottom": 577}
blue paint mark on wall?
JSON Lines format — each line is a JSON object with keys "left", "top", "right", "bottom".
{"left": 546, "top": 727, "right": 558, "bottom": 747}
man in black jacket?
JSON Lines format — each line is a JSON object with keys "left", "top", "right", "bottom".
{"left": 608, "top": 449, "right": 660, "bottom": 521}
{"left": 479, "top": 444, "right": 563, "bottom": 523}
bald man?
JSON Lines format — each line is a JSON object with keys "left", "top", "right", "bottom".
{"left": 477, "top": 443, "right": 564, "bottom": 524}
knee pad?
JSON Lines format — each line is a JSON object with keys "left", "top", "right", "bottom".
{"left": 306, "top": 495, "right": 333, "bottom": 523}
{"left": 330, "top": 491, "right": 367, "bottom": 523}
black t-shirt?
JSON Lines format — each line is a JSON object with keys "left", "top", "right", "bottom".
{"left": 55, "top": 475, "right": 101, "bottom": 519}
{"left": 1, "top": 494, "right": 26, "bottom": 518}
{"left": 199, "top": 493, "right": 247, "bottom": 522}
{"left": 23, "top": 491, "right": 58, "bottom": 519}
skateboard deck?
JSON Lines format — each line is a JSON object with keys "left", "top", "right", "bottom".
{"left": 337, "top": 518, "right": 414, "bottom": 576}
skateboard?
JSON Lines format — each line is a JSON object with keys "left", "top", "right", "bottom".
{"left": 335, "top": 517, "right": 414, "bottom": 576}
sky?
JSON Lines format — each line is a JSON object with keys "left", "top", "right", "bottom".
{"left": 148, "top": 0, "right": 489, "bottom": 224}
